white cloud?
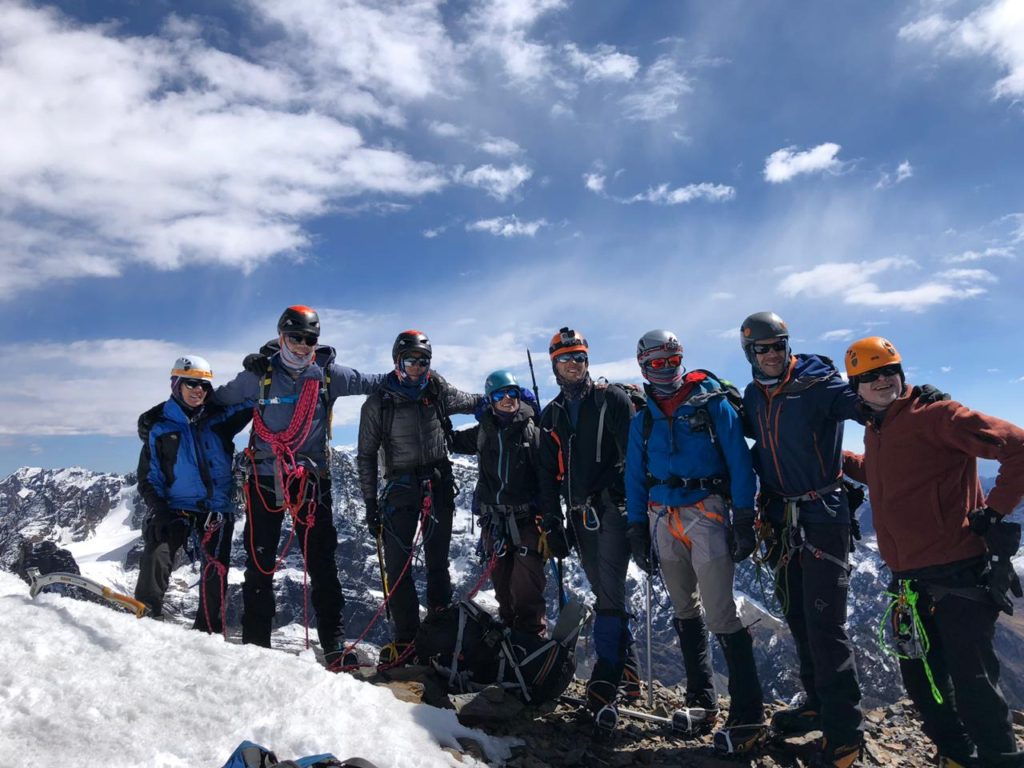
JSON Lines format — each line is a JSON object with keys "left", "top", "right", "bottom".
{"left": 623, "top": 183, "right": 736, "bottom": 205}
{"left": 0, "top": 2, "right": 448, "bottom": 299}
{"left": 764, "top": 143, "right": 844, "bottom": 183}
{"left": 899, "top": 1, "right": 1024, "bottom": 99}
{"left": 564, "top": 43, "right": 640, "bottom": 82}
{"left": 941, "top": 366, "right": 953, "bottom": 373}
{"left": 464, "top": 0, "right": 566, "bottom": 85}
{"left": 455, "top": 164, "right": 533, "bottom": 200}
{"left": 583, "top": 173, "right": 606, "bottom": 193}
{"left": 620, "top": 56, "right": 691, "bottom": 121}
{"left": 422, "top": 225, "right": 448, "bottom": 239}
{"left": 466, "top": 215, "right": 547, "bottom": 237}
{"left": 427, "top": 121, "right": 466, "bottom": 138}
{"left": 821, "top": 329, "right": 854, "bottom": 342}
{"left": 945, "top": 246, "right": 1015, "bottom": 263}
{"left": 778, "top": 257, "right": 993, "bottom": 312}
{"left": 477, "top": 135, "right": 523, "bottom": 156}
{"left": 876, "top": 160, "right": 914, "bottom": 189}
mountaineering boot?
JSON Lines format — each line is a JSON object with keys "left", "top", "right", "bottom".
{"left": 770, "top": 698, "right": 822, "bottom": 735}
{"left": 936, "top": 757, "right": 972, "bottom": 768}
{"left": 808, "top": 736, "right": 863, "bottom": 767}
{"left": 673, "top": 616, "right": 718, "bottom": 736}
{"left": 378, "top": 641, "right": 414, "bottom": 667}
{"left": 621, "top": 644, "right": 642, "bottom": 702}
{"left": 324, "top": 646, "right": 359, "bottom": 671}
{"left": 712, "top": 627, "right": 768, "bottom": 755}
{"left": 587, "top": 657, "right": 625, "bottom": 738}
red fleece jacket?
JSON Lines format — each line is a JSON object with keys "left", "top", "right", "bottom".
{"left": 843, "top": 388, "right": 1024, "bottom": 574}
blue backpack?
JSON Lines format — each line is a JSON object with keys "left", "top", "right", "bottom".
{"left": 221, "top": 741, "right": 378, "bottom": 768}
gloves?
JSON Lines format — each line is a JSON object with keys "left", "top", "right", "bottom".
{"left": 365, "top": 500, "right": 382, "bottom": 532}
{"left": 916, "top": 384, "right": 951, "bottom": 404}
{"left": 541, "top": 513, "right": 571, "bottom": 559}
{"left": 842, "top": 479, "right": 866, "bottom": 514}
{"left": 143, "top": 508, "right": 179, "bottom": 547}
{"left": 729, "top": 508, "right": 757, "bottom": 563}
{"left": 243, "top": 353, "right": 271, "bottom": 376}
{"left": 627, "top": 522, "right": 653, "bottom": 573}
{"left": 968, "top": 506, "right": 1002, "bottom": 536}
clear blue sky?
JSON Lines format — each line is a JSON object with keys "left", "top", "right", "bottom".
{"left": 1, "top": 0, "right": 1022, "bottom": 477}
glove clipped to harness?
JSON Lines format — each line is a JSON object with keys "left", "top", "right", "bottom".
{"left": 365, "top": 500, "right": 382, "bottom": 532}
{"left": 968, "top": 506, "right": 1002, "bottom": 536}
{"left": 243, "top": 353, "right": 271, "bottom": 376}
{"left": 542, "top": 512, "right": 571, "bottom": 559}
{"left": 729, "top": 508, "right": 757, "bottom": 564}
{"left": 976, "top": 513, "right": 1024, "bottom": 615}
{"left": 627, "top": 521, "right": 653, "bottom": 573}
{"left": 143, "top": 507, "right": 182, "bottom": 547}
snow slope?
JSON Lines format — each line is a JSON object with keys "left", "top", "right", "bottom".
{"left": 0, "top": 570, "right": 511, "bottom": 768}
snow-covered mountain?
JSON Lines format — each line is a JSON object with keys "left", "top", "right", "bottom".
{"left": 3, "top": 451, "right": 1023, "bottom": 712}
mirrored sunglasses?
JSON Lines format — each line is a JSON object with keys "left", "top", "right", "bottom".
{"left": 180, "top": 379, "right": 210, "bottom": 392}
{"left": 645, "top": 354, "right": 683, "bottom": 370}
{"left": 555, "top": 352, "right": 588, "bottom": 364}
{"left": 403, "top": 356, "right": 431, "bottom": 367}
{"left": 857, "top": 364, "right": 901, "bottom": 384}
{"left": 286, "top": 333, "right": 318, "bottom": 346}
{"left": 752, "top": 340, "right": 788, "bottom": 354}
{"left": 490, "top": 387, "right": 521, "bottom": 403}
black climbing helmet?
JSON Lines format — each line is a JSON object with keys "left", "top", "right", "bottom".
{"left": 392, "top": 330, "right": 432, "bottom": 362}
{"left": 740, "top": 311, "right": 789, "bottom": 364}
{"left": 278, "top": 305, "right": 320, "bottom": 338}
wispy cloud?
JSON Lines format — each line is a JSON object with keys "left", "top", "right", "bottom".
{"left": 583, "top": 173, "right": 606, "bottom": 193}
{"left": 945, "top": 246, "right": 1016, "bottom": 263}
{"left": 477, "top": 135, "right": 523, "bottom": 156}
{"left": 900, "top": 0, "right": 1024, "bottom": 100}
{"left": 455, "top": 164, "right": 533, "bottom": 200}
{"left": 778, "top": 257, "right": 994, "bottom": 312}
{"left": 564, "top": 43, "right": 640, "bottom": 82}
{"left": 875, "top": 160, "right": 914, "bottom": 189}
{"left": 820, "top": 329, "right": 854, "bottom": 342}
{"left": 466, "top": 215, "right": 547, "bottom": 237}
{"left": 620, "top": 55, "right": 691, "bottom": 121}
{"left": 764, "top": 143, "right": 844, "bottom": 183}
{"left": 464, "top": 0, "right": 566, "bottom": 86}
{"left": 427, "top": 121, "right": 466, "bottom": 138}
{"left": 622, "top": 183, "right": 736, "bottom": 205}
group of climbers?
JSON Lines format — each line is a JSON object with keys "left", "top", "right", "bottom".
{"left": 132, "top": 305, "right": 1024, "bottom": 768}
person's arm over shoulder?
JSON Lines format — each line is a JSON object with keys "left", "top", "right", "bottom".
{"left": 328, "top": 364, "right": 387, "bottom": 398}
{"left": 624, "top": 410, "right": 649, "bottom": 524}
{"left": 450, "top": 424, "right": 480, "bottom": 455}
{"left": 929, "top": 400, "right": 1024, "bottom": 514}
{"left": 434, "top": 372, "right": 483, "bottom": 415}
{"left": 842, "top": 450, "right": 867, "bottom": 484}
{"left": 213, "top": 370, "right": 260, "bottom": 406}
{"left": 535, "top": 405, "right": 564, "bottom": 520}
{"left": 822, "top": 368, "right": 865, "bottom": 424}
{"left": 356, "top": 394, "right": 384, "bottom": 504}
{"left": 709, "top": 394, "right": 756, "bottom": 509}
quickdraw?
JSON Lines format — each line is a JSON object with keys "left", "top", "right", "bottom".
{"left": 878, "top": 580, "right": 944, "bottom": 704}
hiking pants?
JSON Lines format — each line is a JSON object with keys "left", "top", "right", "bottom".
{"left": 895, "top": 574, "right": 1017, "bottom": 766}
{"left": 649, "top": 496, "right": 744, "bottom": 635}
{"left": 241, "top": 473, "right": 345, "bottom": 652}
{"left": 483, "top": 517, "right": 547, "bottom": 636}
{"left": 569, "top": 490, "right": 630, "bottom": 618}
{"left": 135, "top": 512, "right": 233, "bottom": 633}
{"left": 382, "top": 466, "right": 456, "bottom": 644}
{"left": 766, "top": 518, "right": 863, "bottom": 747}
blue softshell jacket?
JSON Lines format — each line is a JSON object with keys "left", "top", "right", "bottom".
{"left": 138, "top": 398, "right": 251, "bottom": 514}
{"left": 625, "top": 378, "right": 756, "bottom": 524}
{"left": 743, "top": 353, "right": 861, "bottom": 524}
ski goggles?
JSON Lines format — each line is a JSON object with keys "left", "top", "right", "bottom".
{"left": 751, "top": 340, "right": 788, "bottom": 354}
{"left": 285, "top": 333, "right": 319, "bottom": 346}
{"left": 402, "top": 356, "right": 431, "bottom": 368}
{"left": 490, "top": 387, "right": 521, "bottom": 403}
{"left": 180, "top": 379, "right": 211, "bottom": 392}
{"left": 644, "top": 354, "right": 682, "bottom": 370}
{"left": 857, "top": 364, "right": 901, "bottom": 384}
{"left": 554, "top": 352, "right": 588, "bottom": 364}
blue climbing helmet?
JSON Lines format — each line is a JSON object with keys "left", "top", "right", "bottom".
{"left": 484, "top": 370, "right": 520, "bottom": 398}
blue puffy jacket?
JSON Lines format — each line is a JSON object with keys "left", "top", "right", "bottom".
{"left": 743, "top": 353, "right": 861, "bottom": 524}
{"left": 626, "top": 376, "right": 756, "bottom": 524}
{"left": 137, "top": 398, "right": 252, "bottom": 515}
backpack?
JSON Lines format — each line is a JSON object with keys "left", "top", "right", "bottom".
{"left": 639, "top": 369, "right": 743, "bottom": 448}
{"left": 414, "top": 598, "right": 591, "bottom": 704}
{"left": 220, "top": 740, "right": 377, "bottom": 768}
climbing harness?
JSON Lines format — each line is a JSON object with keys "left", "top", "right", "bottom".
{"left": 879, "top": 580, "right": 944, "bottom": 704}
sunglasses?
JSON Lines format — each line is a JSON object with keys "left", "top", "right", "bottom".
{"left": 857, "top": 364, "right": 901, "bottom": 384}
{"left": 555, "top": 352, "right": 588, "bottom": 364}
{"left": 285, "top": 333, "right": 318, "bottom": 346}
{"left": 645, "top": 354, "right": 683, "bottom": 370}
{"left": 180, "top": 379, "right": 209, "bottom": 392}
{"left": 403, "top": 356, "right": 431, "bottom": 367}
{"left": 490, "top": 387, "right": 521, "bottom": 403}
{"left": 751, "top": 340, "right": 788, "bottom": 355}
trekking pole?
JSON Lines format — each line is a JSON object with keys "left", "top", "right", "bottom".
{"left": 376, "top": 527, "right": 391, "bottom": 621}
{"left": 646, "top": 570, "right": 654, "bottom": 708}
{"left": 526, "top": 348, "right": 541, "bottom": 406}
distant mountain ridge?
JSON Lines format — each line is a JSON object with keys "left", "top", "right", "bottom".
{"left": 2, "top": 455, "right": 1022, "bottom": 708}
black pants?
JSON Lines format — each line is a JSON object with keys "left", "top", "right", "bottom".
{"left": 135, "top": 512, "right": 233, "bottom": 633}
{"left": 896, "top": 572, "right": 1017, "bottom": 765}
{"left": 767, "top": 519, "right": 863, "bottom": 746}
{"left": 382, "top": 467, "right": 456, "bottom": 644}
{"left": 241, "top": 474, "right": 345, "bottom": 652}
